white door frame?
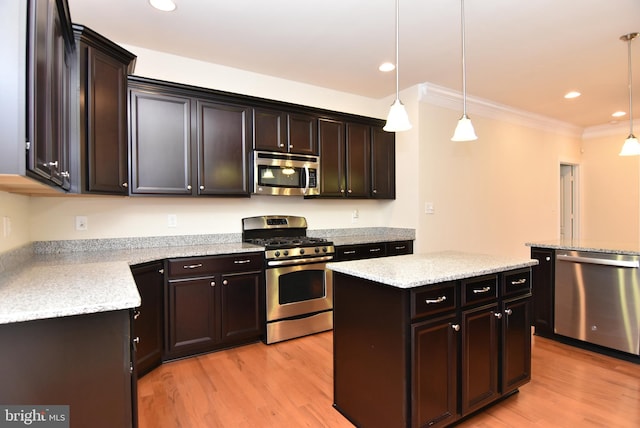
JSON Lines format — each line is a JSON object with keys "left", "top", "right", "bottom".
{"left": 560, "top": 163, "right": 579, "bottom": 240}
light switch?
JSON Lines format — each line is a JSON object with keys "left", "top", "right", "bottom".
{"left": 167, "top": 214, "right": 177, "bottom": 228}
{"left": 425, "top": 202, "right": 435, "bottom": 214}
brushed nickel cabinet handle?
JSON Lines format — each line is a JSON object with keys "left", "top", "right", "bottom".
{"left": 183, "top": 263, "right": 203, "bottom": 269}
{"left": 473, "top": 286, "right": 491, "bottom": 294}
{"left": 425, "top": 296, "right": 447, "bottom": 304}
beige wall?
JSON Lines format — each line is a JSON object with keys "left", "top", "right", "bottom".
{"left": 415, "top": 95, "right": 581, "bottom": 259}
{"left": 0, "top": 192, "right": 30, "bottom": 252}
{"left": 581, "top": 126, "right": 640, "bottom": 244}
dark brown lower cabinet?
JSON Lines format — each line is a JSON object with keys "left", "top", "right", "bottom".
{"left": 131, "top": 261, "right": 164, "bottom": 377}
{"left": 530, "top": 247, "right": 555, "bottom": 337}
{"left": 0, "top": 310, "right": 136, "bottom": 428}
{"left": 333, "top": 268, "right": 532, "bottom": 428}
{"left": 165, "top": 253, "right": 264, "bottom": 360}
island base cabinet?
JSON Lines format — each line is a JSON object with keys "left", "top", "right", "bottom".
{"left": 502, "top": 296, "right": 532, "bottom": 393}
{"left": 0, "top": 310, "right": 135, "bottom": 428}
{"left": 412, "top": 314, "right": 459, "bottom": 428}
{"left": 333, "top": 273, "right": 408, "bottom": 428}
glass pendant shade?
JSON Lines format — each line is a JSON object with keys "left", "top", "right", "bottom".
{"left": 451, "top": 114, "right": 478, "bottom": 141}
{"left": 384, "top": 99, "right": 412, "bottom": 132}
{"left": 619, "top": 134, "right": 640, "bottom": 156}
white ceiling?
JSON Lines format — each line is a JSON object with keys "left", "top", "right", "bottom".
{"left": 68, "top": 0, "right": 640, "bottom": 129}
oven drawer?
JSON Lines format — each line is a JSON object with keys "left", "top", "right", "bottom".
{"left": 461, "top": 274, "right": 498, "bottom": 307}
{"left": 167, "top": 253, "right": 263, "bottom": 279}
{"left": 411, "top": 282, "right": 457, "bottom": 320}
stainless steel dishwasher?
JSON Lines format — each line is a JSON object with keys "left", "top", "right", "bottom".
{"left": 555, "top": 250, "right": 640, "bottom": 355}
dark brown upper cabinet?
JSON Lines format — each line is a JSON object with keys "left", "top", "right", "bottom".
{"left": 26, "top": 0, "right": 74, "bottom": 190}
{"left": 253, "top": 107, "right": 318, "bottom": 155}
{"left": 128, "top": 77, "right": 251, "bottom": 197}
{"left": 318, "top": 119, "right": 395, "bottom": 199}
{"left": 72, "top": 24, "right": 136, "bottom": 195}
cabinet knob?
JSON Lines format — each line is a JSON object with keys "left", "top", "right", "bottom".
{"left": 222, "top": 279, "right": 229, "bottom": 286}
{"left": 133, "top": 337, "right": 140, "bottom": 344}
{"left": 133, "top": 310, "right": 141, "bottom": 320}
{"left": 187, "top": 185, "right": 192, "bottom": 190}
{"left": 451, "top": 324, "right": 460, "bottom": 332}
{"left": 279, "top": 143, "right": 285, "bottom": 148}
{"left": 494, "top": 312, "right": 503, "bottom": 319}
{"left": 122, "top": 182, "right": 128, "bottom": 188}
{"left": 199, "top": 185, "right": 205, "bottom": 190}
{"left": 545, "top": 256, "right": 551, "bottom": 261}
{"left": 373, "top": 189, "right": 377, "bottom": 194}
{"left": 60, "top": 171, "right": 70, "bottom": 178}
{"left": 340, "top": 189, "right": 345, "bottom": 193}
{"left": 210, "top": 281, "right": 216, "bottom": 287}
{"left": 505, "top": 308, "right": 513, "bottom": 316}
{"left": 348, "top": 189, "right": 352, "bottom": 193}
{"left": 46, "top": 161, "right": 59, "bottom": 168}
{"left": 158, "top": 269, "right": 164, "bottom": 274}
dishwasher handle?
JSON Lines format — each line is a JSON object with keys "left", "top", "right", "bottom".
{"left": 556, "top": 254, "right": 640, "bottom": 268}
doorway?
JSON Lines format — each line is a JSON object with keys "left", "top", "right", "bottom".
{"left": 560, "top": 163, "right": 578, "bottom": 240}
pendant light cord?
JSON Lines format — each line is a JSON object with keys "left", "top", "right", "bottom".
{"left": 395, "top": 0, "right": 400, "bottom": 101}
{"left": 461, "top": 0, "right": 468, "bottom": 116}
{"left": 628, "top": 36, "right": 635, "bottom": 136}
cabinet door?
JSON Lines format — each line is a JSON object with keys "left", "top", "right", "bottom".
{"left": 287, "top": 112, "right": 318, "bottom": 155}
{"left": 412, "top": 314, "right": 459, "bottom": 428}
{"left": 461, "top": 304, "right": 500, "bottom": 415}
{"left": 501, "top": 296, "right": 532, "bottom": 393}
{"left": 84, "top": 47, "right": 129, "bottom": 193}
{"left": 220, "top": 271, "right": 263, "bottom": 343}
{"left": 129, "top": 90, "right": 193, "bottom": 194}
{"left": 371, "top": 127, "right": 395, "bottom": 199}
{"left": 197, "top": 100, "right": 251, "bottom": 195}
{"left": 345, "top": 122, "right": 370, "bottom": 197}
{"left": 131, "top": 262, "right": 164, "bottom": 378}
{"left": 530, "top": 248, "right": 555, "bottom": 337}
{"left": 253, "top": 108, "right": 286, "bottom": 152}
{"left": 318, "top": 118, "right": 345, "bottom": 196}
{"left": 27, "top": 0, "right": 71, "bottom": 189}
{"left": 167, "top": 276, "right": 218, "bottom": 358}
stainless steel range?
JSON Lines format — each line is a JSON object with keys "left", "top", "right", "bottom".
{"left": 242, "top": 215, "right": 335, "bottom": 344}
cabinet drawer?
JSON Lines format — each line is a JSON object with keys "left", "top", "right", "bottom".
{"left": 167, "top": 253, "right": 263, "bottom": 279}
{"left": 412, "top": 282, "right": 457, "bottom": 319}
{"left": 461, "top": 274, "right": 498, "bottom": 307}
{"left": 336, "top": 243, "right": 387, "bottom": 261}
{"left": 386, "top": 240, "right": 413, "bottom": 256}
{"left": 502, "top": 268, "right": 531, "bottom": 297}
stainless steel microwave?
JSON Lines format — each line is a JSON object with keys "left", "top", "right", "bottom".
{"left": 252, "top": 151, "right": 320, "bottom": 196}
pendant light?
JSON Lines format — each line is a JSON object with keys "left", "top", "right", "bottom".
{"left": 451, "top": 0, "right": 478, "bottom": 141}
{"left": 619, "top": 32, "right": 640, "bottom": 156}
{"left": 383, "top": 0, "right": 412, "bottom": 132}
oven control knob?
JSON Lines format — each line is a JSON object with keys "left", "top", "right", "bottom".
{"left": 322, "top": 247, "right": 328, "bottom": 253}
{"left": 275, "top": 251, "right": 281, "bottom": 257}
{"left": 283, "top": 250, "right": 289, "bottom": 256}
{"left": 315, "top": 247, "right": 320, "bottom": 253}
{"left": 300, "top": 249, "right": 305, "bottom": 255}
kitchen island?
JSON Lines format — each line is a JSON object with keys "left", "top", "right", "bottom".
{"left": 327, "top": 251, "right": 538, "bottom": 428}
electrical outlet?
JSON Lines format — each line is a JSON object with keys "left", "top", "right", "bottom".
{"left": 425, "top": 202, "right": 435, "bottom": 214}
{"left": 351, "top": 209, "right": 359, "bottom": 223}
{"left": 2, "top": 216, "right": 11, "bottom": 237}
{"left": 75, "top": 216, "right": 88, "bottom": 231}
{"left": 167, "top": 214, "right": 177, "bottom": 228}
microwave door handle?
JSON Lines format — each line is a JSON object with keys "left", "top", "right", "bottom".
{"left": 303, "top": 166, "right": 310, "bottom": 195}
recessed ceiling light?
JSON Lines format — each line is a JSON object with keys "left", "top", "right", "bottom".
{"left": 379, "top": 62, "right": 395, "bottom": 72}
{"left": 564, "top": 91, "right": 581, "bottom": 99}
{"left": 612, "top": 111, "right": 626, "bottom": 117}
{"left": 149, "top": 0, "right": 176, "bottom": 12}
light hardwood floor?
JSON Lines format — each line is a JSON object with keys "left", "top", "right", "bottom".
{"left": 137, "top": 332, "right": 640, "bottom": 428}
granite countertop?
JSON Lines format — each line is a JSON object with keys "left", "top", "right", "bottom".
{"left": 0, "top": 242, "right": 263, "bottom": 325}
{"left": 526, "top": 239, "right": 640, "bottom": 255}
{"left": 0, "top": 228, "right": 415, "bottom": 325}
{"left": 327, "top": 251, "right": 538, "bottom": 289}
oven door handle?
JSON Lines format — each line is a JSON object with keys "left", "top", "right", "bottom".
{"left": 267, "top": 255, "right": 334, "bottom": 267}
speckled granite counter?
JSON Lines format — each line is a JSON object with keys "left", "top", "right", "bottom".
{"left": 0, "top": 227, "right": 414, "bottom": 325}
{"left": 526, "top": 239, "right": 640, "bottom": 255}
{"left": 0, "top": 242, "right": 263, "bottom": 325}
{"left": 327, "top": 251, "right": 537, "bottom": 289}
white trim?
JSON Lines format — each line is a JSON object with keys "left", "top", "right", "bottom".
{"left": 582, "top": 119, "right": 639, "bottom": 139}
{"left": 418, "top": 82, "right": 583, "bottom": 138}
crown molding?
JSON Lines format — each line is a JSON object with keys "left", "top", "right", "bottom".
{"left": 418, "top": 82, "right": 583, "bottom": 138}
{"left": 582, "top": 119, "right": 639, "bottom": 139}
